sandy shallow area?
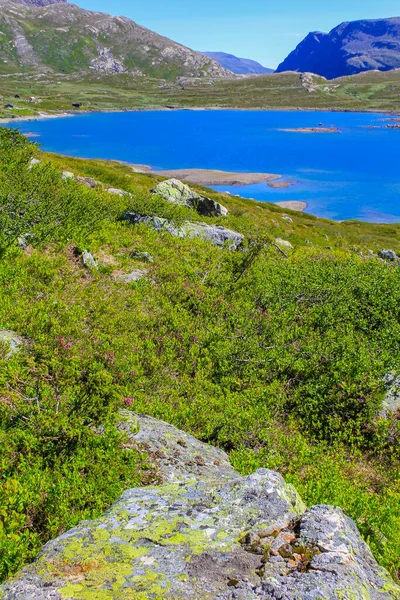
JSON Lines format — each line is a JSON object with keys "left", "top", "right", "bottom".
{"left": 137, "top": 167, "right": 282, "bottom": 186}
{"left": 275, "top": 201, "right": 307, "bottom": 212}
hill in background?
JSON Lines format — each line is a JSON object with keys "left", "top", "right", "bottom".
{"left": 203, "top": 51, "right": 273, "bottom": 75}
{"left": 276, "top": 17, "right": 400, "bottom": 79}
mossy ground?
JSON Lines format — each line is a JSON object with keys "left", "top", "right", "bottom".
{"left": 0, "top": 134, "right": 399, "bottom": 584}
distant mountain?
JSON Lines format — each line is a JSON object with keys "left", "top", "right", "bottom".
{"left": 0, "top": 0, "right": 230, "bottom": 78}
{"left": 13, "top": 0, "right": 66, "bottom": 5}
{"left": 203, "top": 52, "right": 273, "bottom": 75}
{"left": 276, "top": 17, "right": 400, "bottom": 79}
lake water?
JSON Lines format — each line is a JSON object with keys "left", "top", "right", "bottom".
{"left": 5, "top": 110, "right": 400, "bottom": 222}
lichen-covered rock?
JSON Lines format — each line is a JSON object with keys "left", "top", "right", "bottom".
{"left": 1, "top": 412, "right": 398, "bottom": 599}
{"left": 380, "top": 373, "right": 400, "bottom": 417}
{"left": 275, "top": 238, "right": 294, "bottom": 250}
{"left": 61, "top": 171, "right": 75, "bottom": 180}
{"left": 151, "top": 179, "right": 228, "bottom": 217}
{"left": 379, "top": 249, "right": 398, "bottom": 262}
{"left": 115, "top": 269, "right": 148, "bottom": 284}
{"left": 0, "top": 330, "right": 25, "bottom": 359}
{"left": 130, "top": 251, "right": 154, "bottom": 263}
{"left": 81, "top": 250, "right": 98, "bottom": 271}
{"left": 124, "top": 212, "right": 243, "bottom": 249}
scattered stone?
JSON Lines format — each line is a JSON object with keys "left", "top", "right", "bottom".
{"left": 0, "top": 330, "right": 25, "bottom": 360}
{"left": 380, "top": 372, "right": 400, "bottom": 417}
{"left": 61, "top": 170, "right": 75, "bottom": 180}
{"left": 72, "top": 102, "right": 82, "bottom": 108}
{"left": 281, "top": 215, "right": 293, "bottom": 223}
{"left": 76, "top": 176, "right": 100, "bottom": 188}
{"left": 379, "top": 249, "right": 398, "bottom": 262}
{"left": 130, "top": 251, "right": 154, "bottom": 263}
{"left": 125, "top": 212, "right": 244, "bottom": 250}
{"left": 17, "top": 233, "right": 34, "bottom": 250}
{"left": 28, "top": 157, "right": 41, "bottom": 169}
{"left": 81, "top": 250, "right": 98, "bottom": 271}
{"left": 275, "top": 238, "right": 294, "bottom": 250}
{"left": 115, "top": 269, "right": 148, "bottom": 283}
{"left": 1, "top": 412, "right": 398, "bottom": 599}
{"left": 151, "top": 178, "right": 228, "bottom": 217}
{"left": 108, "top": 187, "right": 126, "bottom": 196}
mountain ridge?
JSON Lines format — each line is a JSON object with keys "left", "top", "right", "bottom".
{"left": 276, "top": 16, "right": 400, "bottom": 79}
{"left": 203, "top": 51, "right": 273, "bottom": 74}
{"left": 0, "top": 0, "right": 231, "bottom": 78}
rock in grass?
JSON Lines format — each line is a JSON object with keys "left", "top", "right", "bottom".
{"left": 379, "top": 249, "right": 398, "bottom": 262}
{"left": 0, "top": 330, "right": 25, "bottom": 359}
{"left": 61, "top": 171, "right": 75, "bottom": 180}
{"left": 380, "top": 373, "right": 400, "bottom": 417}
{"left": 130, "top": 251, "right": 154, "bottom": 263}
{"left": 116, "top": 269, "right": 148, "bottom": 283}
{"left": 81, "top": 250, "right": 98, "bottom": 270}
{"left": 27, "top": 157, "right": 41, "bottom": 169}
{"left": 275, "top": 238, "right": 294, "bottom": 250}
{"left": 125, "top": 212, "right": 243, "bottom": 250}
{"left": 108, "top": 187, "right": 129, "bottom": 197}
{"left": 151, "top": 178, "right": 228, "bottom": 217}
{"left": 1, "top": 411, "right": 398, "bottom": 599}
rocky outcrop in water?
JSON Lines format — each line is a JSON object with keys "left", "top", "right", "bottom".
{"left": 151, "top": 179, "right": 228, "bottom": 217}
{"left": 1, "top": 411, "right": 398, "bottom": 599}
{"left": 124, "top": 212, "right": 244, "bottom": 249}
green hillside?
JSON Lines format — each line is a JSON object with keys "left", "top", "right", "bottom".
{"left": 0, "top": 129, "right": 399, "bottom": 585}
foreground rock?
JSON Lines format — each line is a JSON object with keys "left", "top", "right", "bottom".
{"left": 1, "top": 412, "right": 398, "bottom": 600}
{"left": 125, "top": 212, "right": 244, "bottom": 249}
{"left": 151, "top": 178, "right": 228, "bottom": 217}
{"left": 0, "top": 330, "right": 25, "bottom": 359}
{"left": 380, "top": 373, "right": 400, "bottom": 417}
{"left": 379, "top": 249, "right": 398, "bottom": 262}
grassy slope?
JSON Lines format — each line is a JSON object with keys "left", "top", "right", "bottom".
{"left": 1, "top": 70, "right": 400, "bottom": 119}
{"left": 1, "top": 141, "right": 399, "bottom": 584}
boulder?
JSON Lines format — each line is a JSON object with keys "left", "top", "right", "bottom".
{"left": 125, "top": 212, "right": 243, "bottom": 250}
{"left": 379, "top": 250, "right": 398, "bottom": 262}
{"left": 61, "top": 171, "right": 75, "bottom": 180}
{"left": 28, "top": 158, "right": 41, "bottom": 169}
{"left": 0, "top": 330, "right": 25, "bottom": 359}
{"left": 1, "top": 411, "right": 398, "bottom": 599}
{"left": 76, "top": 176, "right": 100, "bottom": 189}
{"left": 151, "top": 178, "right": 228, "bottom": 217}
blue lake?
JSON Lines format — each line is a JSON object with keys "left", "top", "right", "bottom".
{"left": 5, "top": 109, "right": 400, "bottom": 222}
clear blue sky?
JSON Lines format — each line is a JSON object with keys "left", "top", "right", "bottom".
{"left": 75, "top": 0, "right": 400, "bottom": 68}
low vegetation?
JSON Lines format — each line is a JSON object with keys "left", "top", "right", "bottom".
{"left": 0, "top": 129, "right": 399, "bottom": 583}
{"left": 1, "top": 69, "right": 400, "bottom": 121}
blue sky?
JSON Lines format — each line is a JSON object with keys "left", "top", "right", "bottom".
{"left": 76, "top": 0, "right": 400, "bottom": 68}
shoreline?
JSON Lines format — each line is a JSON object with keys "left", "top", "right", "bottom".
{"left": 0, "top": 105, "right": 399, "bottom": 125}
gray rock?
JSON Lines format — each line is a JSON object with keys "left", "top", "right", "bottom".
{"left": 108, "top": 187, "right": 127, "bottom": 197}
{"left": 130, "top": 251, "right": 154, "bottom": 263}
{"left": 0, "top": 330, "right": 25, "bottom": 359}
{"left": 125, "top": 212, "right": 243, "bottom": 249}
{"left": 281, "top": 215, "right": 293, "bottom": 223}
{"left": 1, "top": 412, "right": 398, "bottom": 600}
{"left": 116, "top": 269, "right": 148, "bottom": 283}
{"left": 27, "top": 157, "right": 41, "bottom": 169}
{"left": 61, "top": 171, "right": 75, "bottom": 180}
{"left": 81, "top": 250, "right": 98, "bottom": 271}
{"left": 275, "top": 238, "right": 294, "bottom": 250}
{"left": 380, "top": 372, "right": 400, "bottom": 417}
{"left": 151, "top": 178, "right": 228, "bottom": 217}
{"left": 379, "top": 250, "right": 398, "bottom": 262}
{"left": 17, "top": 233, "right": 34, "bottom": 250}
{"left": 76, "top": 176, "right": 100, "bottom": 189}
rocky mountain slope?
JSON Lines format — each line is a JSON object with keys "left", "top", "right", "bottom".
{"left": 276, "top": 17, "right": 400, "bottom": 79}
{"left": 0, "top": 0, "right": 230, "bottom": 78}
{"left": 1, "top": 412, "right": 399, "bottom": 599}
{"left": 204, "top": 51, "right": 273, "bottom": 74}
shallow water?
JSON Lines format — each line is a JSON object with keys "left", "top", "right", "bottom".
{"left": 5, "top": 110, "right": 400, "bottom": 222}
